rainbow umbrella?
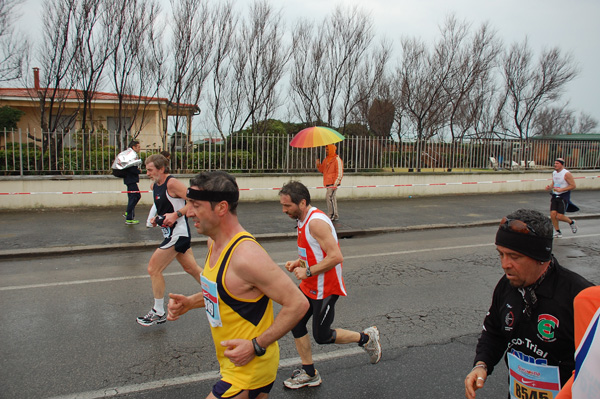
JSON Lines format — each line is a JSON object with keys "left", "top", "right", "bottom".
{"left": 290, "top": 126, "right": 345, "bottom": 148}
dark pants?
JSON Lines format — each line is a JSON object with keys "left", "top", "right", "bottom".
{"left": 126, "top": 182, "right": 141, "bottom": 220}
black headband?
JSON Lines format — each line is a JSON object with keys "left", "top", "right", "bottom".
{"left": 495, "top": 228, "right": 553, "bottom": 262}
{"left": 186, "top": 187, "right": 239, "bottom": 203}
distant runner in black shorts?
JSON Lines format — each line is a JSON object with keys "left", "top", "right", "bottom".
{"left": 136, "top": 154, "right": 202, "bottom": 327}
{"left": 545, "top": 158, "right": 577, "bottom": 238}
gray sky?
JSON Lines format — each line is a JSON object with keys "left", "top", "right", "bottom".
{"left": 17, "top": 0, "right": 600, "bottom": 127}
{"left": 278, "top": 0, "right": 600, "bottom": 126}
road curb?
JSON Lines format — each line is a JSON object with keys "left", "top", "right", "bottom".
{"left": 3, "top": 214, "right": 600, "bottom": 260}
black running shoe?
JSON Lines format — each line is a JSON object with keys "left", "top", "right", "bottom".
{"left": 136, "top": 308, "right": 166, "bottom": 326}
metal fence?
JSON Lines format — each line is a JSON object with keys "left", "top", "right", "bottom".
{"left": 2, "top": 129, "right": 600, "bottom": 175}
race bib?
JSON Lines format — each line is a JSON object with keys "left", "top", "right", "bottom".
{"left": 507, "top": 353, "right": 560, "bottom": 399}
{"left": 201, "top": 275, "right": 222, "bottom": 327}
{"left": 298, "top": 247, "right": 307, "bottom": 264}
{"left": 161, "top": 226, "right": 171, "bottom": 238}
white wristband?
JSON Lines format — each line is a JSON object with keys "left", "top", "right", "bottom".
{"left": 471, "top": 363, "right": 487, "bottom": 373}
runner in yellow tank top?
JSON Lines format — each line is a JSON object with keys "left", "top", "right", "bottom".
{"left": 202, "top": 231, "right": 279, "bottom": 390}
{"left": 166, "top": 171, "right": 308, "bottom": 399}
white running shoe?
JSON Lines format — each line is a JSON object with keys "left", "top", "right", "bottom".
{"left": 362, "top": 326, "right": 382, "bottom": 364}
{"left": 554, "top": 231, "right": 563, "bottom": 238}
{"left": 283, "top": 369, "right": 322, "bottom": 389}
{"left": 570, "top": 220, "right": 577, "bottom": 234}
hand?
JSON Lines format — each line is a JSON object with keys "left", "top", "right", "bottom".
{"left": 285, "top": 260, "right": 300, "bottom": 272}
{"left": 167, "top": 293, "right": 190, "bottom": 321}
{"left": 545, "top": 185, "right": 551, "bottom": 191}
{"left": 163, "top": 212, "right": 178, "bottom": 227}
{"left": 151, "top": 216, "right": 158, "bottom": 227}
{"left": 464, "top": 367, "right": 487, "bottom": 399}
{"left": 293, "top": 267, "right": 308, "bottom": 280}
{"left": 221, "top": 339, "right": 255, "bottom": 367}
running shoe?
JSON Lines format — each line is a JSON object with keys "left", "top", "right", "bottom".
{"left": 136, "top": 309, "right": 166, "bottom": 326}
{"left": 362, "top": 326, "right": 382, "bottom": 364}
{"left": 554, "top": 231, "right": 563, "bottom": 238}
{"left": 125, "top": 219, "right": 140, "bottom": 225}
{"left": 570, "top": 220, "right": 578, "bottom": 234}
{"left": 283, "top": 369, "right": 322, "bottom": 389}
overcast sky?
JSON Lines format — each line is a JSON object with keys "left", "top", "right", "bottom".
{"left": 277, "top": 0, "right": 600, "bottom": 126}
{"left": 16, "top": 0, "right": 600, "bottom": 128}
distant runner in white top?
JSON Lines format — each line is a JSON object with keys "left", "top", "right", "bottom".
{"left": 545, "top": 158, "right": 577, "bottom": 238}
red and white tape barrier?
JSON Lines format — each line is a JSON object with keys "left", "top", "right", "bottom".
{"left": 1, "top": 175, "right": 598, "bottom": 196}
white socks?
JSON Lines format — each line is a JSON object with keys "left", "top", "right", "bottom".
{"left": 154, "top": 298, "right": 165, "bottom": 316}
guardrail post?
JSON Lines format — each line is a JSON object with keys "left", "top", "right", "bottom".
{"left": 19, "top": 128, "right": 23, "bottom": 176}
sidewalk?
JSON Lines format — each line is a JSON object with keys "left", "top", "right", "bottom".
{"left": 2, "top": 190, "right": 600, "bottom": 258}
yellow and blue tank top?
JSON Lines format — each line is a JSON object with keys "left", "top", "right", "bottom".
{"left": 201, "top": 231, "right": 279, "bottom": 389}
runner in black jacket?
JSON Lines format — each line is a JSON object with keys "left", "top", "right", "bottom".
{"left": 465, "top": 209, "right": 594, "bottom": 399}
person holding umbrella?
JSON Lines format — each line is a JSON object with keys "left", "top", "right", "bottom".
{"left": 316, "top": 144, "right": 343, "bottom": 221}
{"left": 290, "top": 126, "right": 345, "bottom": 222}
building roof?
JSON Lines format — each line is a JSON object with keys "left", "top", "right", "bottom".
{"left": 0, "top": 87, "right": 199, "bottom": 114}
{"left": 532, "top": 133, "right": 600, "bottom": 141}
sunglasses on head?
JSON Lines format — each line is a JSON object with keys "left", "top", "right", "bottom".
{"left": 499, "top": 217, "right": 537, "bottom": 235}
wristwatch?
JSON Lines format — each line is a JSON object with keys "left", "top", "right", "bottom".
{"left": 252, "top": 337, "right": 266, "bottom": 356}
{"left": 305, "top": 266, "right": 312, "bottom": 277}
{"left": 176, "top": 210, "right": 183, "bottom": 218}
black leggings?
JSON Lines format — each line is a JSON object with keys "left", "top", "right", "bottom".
{"left": 291, "top": 294, "right": 339, "bottom": 345}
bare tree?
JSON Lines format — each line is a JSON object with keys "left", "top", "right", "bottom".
{"left": 289, "top": 5, "right": 375, "bottom": 129}
{"left": 30, "top": 0, "right": 80, "bottom": 171}
{"left": 228, "top": 0, "right": 289, "bottom": 135}
{"left": 443, "top": 17, "right": 501, "bottom": 142}
{"left": 342, "top": 38, "right": 391, "bottom": 135}
{"left": 393, "top": 36, "right": 452, "bottom": 141}
{"left": 167, "top": 0, "right": 215, "bottom": 137}
{"left": 366, "top": 97, "right": 395, "bottom": 138}
{"left": 207, "top": 0, "right": 237, "bottom": 140}
{"left": 289, "top": 18, "right": 325, "bottom": 124}
{"left": 532, "top": 105, "right": 574, "bottom": 136}
{"left": 502, "top": 39, "right": 579, "bottom": 139}
{"left": 0, "top": 0, "right": 28, "bottom": 82}
{"left": 575, "top": 112, "right": 599, "bottom": 133}
{"left": 108, "top": 0, "right": 163, "bottom": 148}
{"left": 36, "top": 0, "right": 80, "bottom": 134}
{"left": 71, "top": 0, "right": 116, "bottom": 134}
{"left": 461, "top": 73, "right": 507, "bottom": 140}
{"left": 533, "top": 106, "right": 599, "bottom": 136}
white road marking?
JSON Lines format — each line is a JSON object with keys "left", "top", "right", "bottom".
{"left": 3, "top": 234, "right": 599, "bottom": 292}
{"left": 46, "top": 348, "right": 363, "bottom": 399}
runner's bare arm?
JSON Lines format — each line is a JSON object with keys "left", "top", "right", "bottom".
{"left": 562, "top": 172, "right": 576, "bottom": 192}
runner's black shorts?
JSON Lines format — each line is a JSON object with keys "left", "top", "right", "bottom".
{"left": 550, "top": 194, "right": 569, "bottom": 214}
{"left": 158, "top": 235, "right": 191, "bottom": 253}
